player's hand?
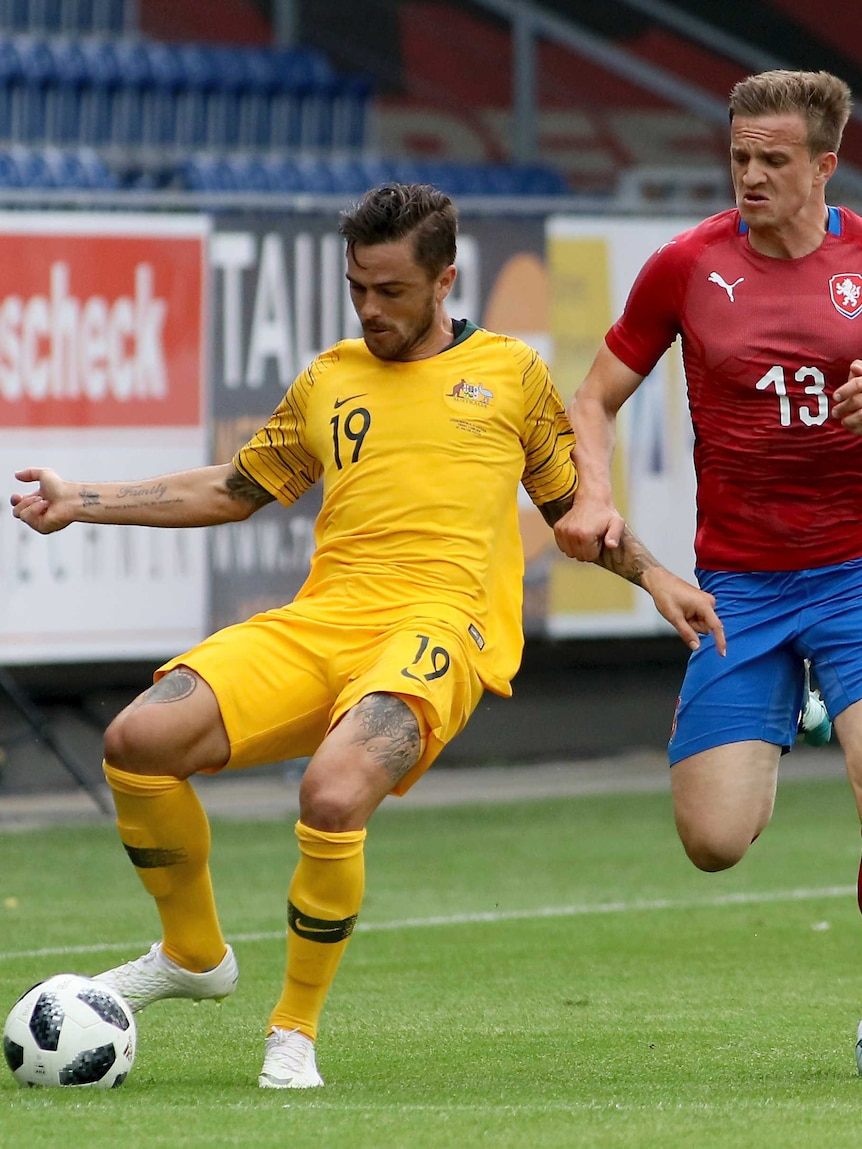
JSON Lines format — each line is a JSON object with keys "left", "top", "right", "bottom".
{"left": 10, "top": 468, "right": 74, "bottom": 534}
{"left": 640, "top": 567, "right": 727, "bottom": 655}
{"left": 832, "top": 360, "right": 862, "bottom": 434}
{"left": 554, "top": 495, "right": 626, "bottom": 562}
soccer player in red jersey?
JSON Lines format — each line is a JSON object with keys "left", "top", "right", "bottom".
{"left": 554, "top": 69, "right": 862, "bottom": 1070}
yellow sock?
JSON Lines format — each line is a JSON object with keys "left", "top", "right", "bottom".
{"left": 103, "top": 761, "right": 226, "bottom": 972}
{"left": 268, "top": 821, "right": 366, "bottom": 1041}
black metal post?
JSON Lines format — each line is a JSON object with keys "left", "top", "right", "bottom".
{"left": 0, "top": 667, "right": 113, "bottom": 817}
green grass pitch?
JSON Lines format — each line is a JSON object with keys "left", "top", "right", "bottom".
{"left": 2, "top": 773, "right": 862, "bottom": 1148}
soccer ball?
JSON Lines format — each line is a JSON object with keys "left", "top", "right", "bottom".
{"left": 3, "top": 973, "right": 136, "bottom": 1088}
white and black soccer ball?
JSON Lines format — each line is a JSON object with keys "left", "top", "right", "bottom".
{"left": 3, "top": 973, "right": 136, "bottom": 1088}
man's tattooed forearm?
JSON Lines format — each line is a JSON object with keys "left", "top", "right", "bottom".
{"left": 116, "top": 483, "right": 168, "bottom": 500}
{"left": 225, "top": 468, "right": 276, "bottom": 509}
{"left": 78, "top": 483, "right": 181, "bottom": 512}
{"left": 593, "top": 525, "right": 659, "bottom": 587}
{"left": 350, "top": 693, "right": 421, "bottom": 783}
{"left": 539, "top": 494, "right": 575, "bottom": 528}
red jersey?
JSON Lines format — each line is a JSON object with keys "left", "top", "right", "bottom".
{"left": 606, "top": 206, "right": 862, "bottom": 571}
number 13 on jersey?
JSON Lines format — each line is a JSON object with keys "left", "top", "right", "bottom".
{"left": 755, "top": 364, "right": 829, "bottom": 427}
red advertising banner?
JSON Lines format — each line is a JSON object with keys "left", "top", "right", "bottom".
{"left": 0, "top": 222, "right": 204, "bottom": 430}
{"left": 0, "top": 214, "right": 210, "bottom": 664}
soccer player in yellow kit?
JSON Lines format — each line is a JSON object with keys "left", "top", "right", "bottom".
{"left": 11, "top": 184, "right": 724, "bottom": 1088}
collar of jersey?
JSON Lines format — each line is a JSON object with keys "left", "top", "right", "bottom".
{"left": 444, "top": 318, "right": 479, "bottom": 351}
{"left": 737, "top": 205, "right": 841, "bottom": 236}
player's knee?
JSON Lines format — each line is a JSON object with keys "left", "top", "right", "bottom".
{"left": 299, "top": 786, "right": 358, "bottom": 832}
{"left": 680, "top": 832, "right": 748, "bottom": 872}
{"left": 103, "top": 708, "right": 170, "bottom": 774}
{"left": 298, "top": 770, "right": 370, "bottom": 831}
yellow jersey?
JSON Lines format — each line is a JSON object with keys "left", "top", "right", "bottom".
{"left": 233, "top": 321, "right": 577, "bottom": 695}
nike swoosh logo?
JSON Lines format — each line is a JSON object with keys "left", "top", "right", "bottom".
{"left": 334, "top": 393, "right": 367, "bottom": 408}
{"left": 287, "top": 901, "right": 358, "bottom": 943}
{"left": 294, "top": 919, "right": 344, "bottom": 936}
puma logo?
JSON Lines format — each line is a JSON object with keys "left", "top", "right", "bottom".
{"left": 708, "top": 272, "right": 744, "bottom": 302}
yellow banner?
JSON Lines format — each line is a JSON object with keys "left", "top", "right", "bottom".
{"left": 547, "top": 234, "right": 634, "bottom": 615}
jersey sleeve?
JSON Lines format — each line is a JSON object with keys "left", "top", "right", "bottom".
{"left": 517, "top": 343, "right": 578, "bottom": 508}
{"left": 232, "top": 357, "right": 326, "bottom": 506}
{"left": 605, "top": 236, "right": 691, "bottom": 377}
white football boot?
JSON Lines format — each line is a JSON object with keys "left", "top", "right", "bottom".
{"left": 798, "top": 660, "right": 832, "bottom": 747}
{"left": 259, "top": 1027, "right": 324, "bottom": 1089}
{"left": 94, "top": 942, "right": 238, "bottom": 1013}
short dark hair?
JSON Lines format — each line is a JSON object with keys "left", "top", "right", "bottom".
{"left": 339, "top": 183, "right": 457, "bottom": 278}
{"left": 729, "top": 70, "right": 852, "bottom": 156}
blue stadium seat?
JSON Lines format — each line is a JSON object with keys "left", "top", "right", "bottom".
{"left": 0, "top": 145, "right": 116, "bottom": 188}
{"left": 356, "top": 156, "right": 398, "bottom": 189}
{"left": 267, "top": 47, "right": 339, "bottom": 150}
{"left": 67, "top": 145, "right": 117, "bottom": 188}
{"left": 3, "top": 0, "right": 31, "bottom": 33}
{"left": 293, "top": 155, "right": 341, "bottom": 194}
{"left": 171, "top": 152, "right": 571, "bottom": 200}
{"left": 330, "top": 73, "right": 372, "bottom": 151}
{"left": 203, "top": 45, "right": 246, "bottom": 149}
{"left": 325, "top": 157, "right": 379, "bottom": 194}
{"left": 297, "top": 49, "right": 337, "bottom": 149}
{"left": 181, "top": 155, "right": 239, "bottom": 193}
{"left": 44, "top": 146, "right": 89, "bottom": 187}
{"left": 236, "top": 46, "right": 277, "bottom": 149}
{"left": 170, "top": 41, "right": 214, "bottom": 148}
{"left": 388, "top": 159, "right": 435, "bottom": 188}
{"left": 0, "top": 40, "right": 23, "bottom": 140}
{"left": 11, "top": 144, "right": 55, "bottom": 186}
{"left": 13, "top": 36, "right": 54, "bottom": 142}
{"left": 267, "top": 47, "right": 312, "bottom": 150}
{"left": 233, "top": 155, "right": 276, "bottom": 193}
{"left": 0, "top": 147, "right": 22, "bottom": 185}
{"left": 44, "top": 38, "right": 87, "bottom": 144}
{"left": 95, "top": 0, "right": 127, "bottom": 35}
{"left": 177, "top": 155, "right": 211, "bottom": 192}
{"left": 109, "top": 39, "right": 154, "bottom": 146}
{"left": 70, "top": 0, "right": 100, "bottom": 34}
{"left": 143, "top": 40, "right": 183, "bottom": 147}
{"left": 235, "top": 156, "right": 273, "bottom": 192}
{"left": 78, "top": 39, "right": 121, "bottom": 145}
{"left": 37, "top": 0, "right": 65, "bottom": 33}
{"left": 260, "top": 156, "right": 304, "bottom": 193}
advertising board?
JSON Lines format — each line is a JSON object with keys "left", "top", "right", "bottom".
{"left": 0, "top": 214, "right": 209, "bottom": 664}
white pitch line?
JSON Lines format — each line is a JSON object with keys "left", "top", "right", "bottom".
{"left": 0, "top": 883, "right": 853, "bottom": 965}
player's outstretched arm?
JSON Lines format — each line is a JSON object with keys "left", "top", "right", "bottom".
{"left": 595, "top": 525, "right": 726, "bottom": 655}
{"left": 11, "top": 464, "right": 275, "bottom": 535}
{"left": 554, "top": 344, "right": 643, "bottom": 562}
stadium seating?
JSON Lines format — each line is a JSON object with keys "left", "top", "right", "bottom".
{"left": 178, "top": 153, "right": 573, "bottom": 197}
{"left": 0, "top": 0, "right": 128, "bottom": 35}
{"left": 0, "top": 35, "right": 373, "bottom": 156}
{"left": 0, "top": 142, "right": 116, "bottom": 187}
{"left": 0, "top": 28, "right": 571, "bottom": 196}
{"left": 0, "top": 7, "right": 571, "bottom": 197}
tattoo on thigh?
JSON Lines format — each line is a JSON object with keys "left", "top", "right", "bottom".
{"left": 352, "top": 693, "right": 421, "bottom": 783}
{"left": 129, "top": 668, "right": 198, "bottom": 710}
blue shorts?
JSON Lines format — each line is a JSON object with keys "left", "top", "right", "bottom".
{"left": 667, "top": 557, "right": 862, "bottom": 765}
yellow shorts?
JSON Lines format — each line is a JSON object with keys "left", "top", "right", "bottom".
{"left": 156, "top": 599, "right": 485, "bottom": 795}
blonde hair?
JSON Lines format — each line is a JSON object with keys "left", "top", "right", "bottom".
{"left": 729, "top": 70, "right": 852, "bottom": 155}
